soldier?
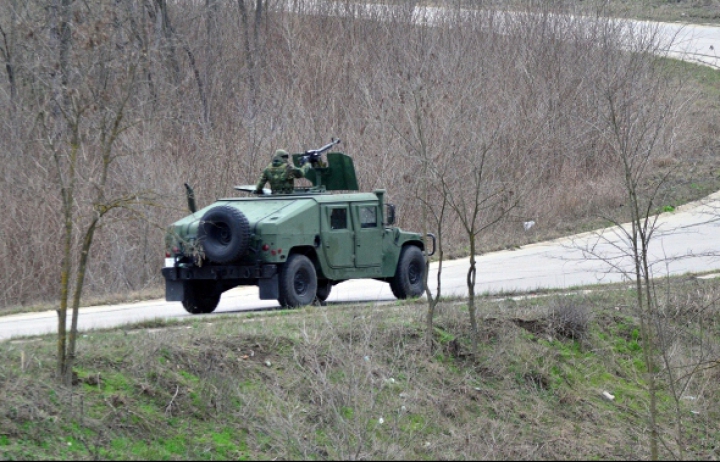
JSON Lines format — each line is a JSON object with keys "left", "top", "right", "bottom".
{"left": 254, "top": 149, "right": 309, "bottom": 194}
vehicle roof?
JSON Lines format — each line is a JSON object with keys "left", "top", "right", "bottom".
{"left": 218, "top": 191, "right": 380, "bottom": 203}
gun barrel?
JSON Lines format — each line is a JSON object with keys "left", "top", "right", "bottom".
{"left": 305, "top": 138, "right": 341, "bottom": 156}
{"left": 318, "top": 138, "right": 341, "bottom": 154}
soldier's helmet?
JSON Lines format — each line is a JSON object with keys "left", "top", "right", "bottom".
{"left": 272, "top": 149, "right": 290, "bottom": 166}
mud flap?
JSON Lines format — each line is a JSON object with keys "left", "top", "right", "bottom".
{"left": 165, "top": 279, "right": 185, "bottom": 302}
{"left": 259, "top": 274, "right": 279, "bottom": 300}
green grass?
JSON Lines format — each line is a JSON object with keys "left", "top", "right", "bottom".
{"left": 0, "top": 275, "right": 699, "bottom": 459}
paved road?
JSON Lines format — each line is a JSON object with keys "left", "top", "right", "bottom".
{"left": 654, "top": 20, "right": 720, "bottom": 68}
{"left": 2, "top": 191, "right": 719, "bottom": 342}
{"left": 292, "top": 1, "right": 720, "bottom": 68}
{"left": 2, "top": 13, "right": 720, "bottom": 342}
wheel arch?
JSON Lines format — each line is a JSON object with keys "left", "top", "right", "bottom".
{"left": 288, "top": 245, "right": 327, "bottom": 279}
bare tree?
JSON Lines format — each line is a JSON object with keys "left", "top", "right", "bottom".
{"left": 404, "top": 84, "right": 450, "bottom": 352}
{"left": 573, "top": 17, "right": 701, "bottom": 459}
{"left": 147, "top": 0, "right": 181, "bottom": 85}
{"left": 441, "top": 137, "right": 526, "bottom": 352}
{"left": 236, "top": 0, "right": 267, "bottom": 104}
{"left": 0, "top": 3, "right": 18, "bottom": 107}
{"left": 30, "top": 1, "right": 158, "bottom": 384}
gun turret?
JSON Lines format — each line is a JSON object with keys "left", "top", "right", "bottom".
{"left": 300, "top": 138, "right": 341, "bottom": 167}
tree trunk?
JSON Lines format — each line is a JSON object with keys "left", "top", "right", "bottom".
{"left": 204, "top": 0, "right": 218, "bottom": 124}
{"left": 254, "top": 0, "right": 265, "bottom": 73}
{"left": 65, "top": 218, "right": 99, "bottom": 385}
{"left": 467, "top": 238, "right": 478, "bottom": 352}
{"left": 153, "top": 0, "right": 181, "bottom": 85}
{"left": 56, "top": 139, "right": 78, "bottom": 382}
{"left": 128, "top": 1, "right": 157, "bottom": 108}
{"left": 238, "top": 0, "right": 257, "bottom": 105}
{"left": 0, "top": 22, "right": 16, "bottom": 105}
{"left": 54, "top": 0, "right": 74, "bottom": 376}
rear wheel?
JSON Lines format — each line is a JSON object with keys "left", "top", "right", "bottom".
{"left": 278, "top": 254, "right": 317, "bottom": 308}
{"left": 389, "top": 245, "right": 425, "bottom": 299}
{"left": 182, "top": 281, "right": 221, "bottom": 314}
{"left": 316, "top": 280, "right": 332, "bottom": 302}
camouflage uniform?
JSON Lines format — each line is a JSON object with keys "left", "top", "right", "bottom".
{"left": 255, "top": 149, "right": 309, "bottom": 194}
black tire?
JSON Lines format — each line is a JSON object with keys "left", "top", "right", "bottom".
{"left": 182, "top": 282, "right": 221, "bottom": 314}
{"left": 389, "top": 245, "right": 425, "bottom": 299}
{"left": 198, "top": 205, "right": 251, "bottom": 264}
{"left": 316, "top": 280, "right": 332, "bottom": 302}
{"left": 278, "top": 254, "right": 317, "bottom": 308}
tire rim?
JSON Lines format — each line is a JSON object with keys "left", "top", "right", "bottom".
{"left": 408, "top": 261, "right": 421, "bottom": 285}
{"left": 294, "top": 268, "right": 309, "bottom": 295}
{"left": 208, "top": 222, "right": 232, "bottom": 246}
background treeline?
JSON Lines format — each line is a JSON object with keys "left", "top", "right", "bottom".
{"left": 0, "top": 0, "right": 713, "bottom": 308}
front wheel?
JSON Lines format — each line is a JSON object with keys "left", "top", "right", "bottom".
{"left": 278, "top": 254, "right": 317, "bottom": 308}
{"left": 389, "top": 245, "right": 425, "bottom": 299}
{"left": 182, "top": 281, "right": 221, "bottom": 314}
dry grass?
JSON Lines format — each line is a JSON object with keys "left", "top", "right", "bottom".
{"left": 2, "top": 277, "right": 720, "bottom": 460}
{"left": 0, "top": 287, "right": 166, "bottom": 317}
{"left": 452, "top": 0, "right": 720, "bottom": 24}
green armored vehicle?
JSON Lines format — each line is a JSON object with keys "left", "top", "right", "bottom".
{"left": 162, "top": 141, "right": 434, "bottom": 314}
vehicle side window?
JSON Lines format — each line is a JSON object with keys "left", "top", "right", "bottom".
{"left": 359, "top": 206, "right": 377, "bottom": 228}
{"left": 330, "top": 208, "right": 347, "bottom": 230}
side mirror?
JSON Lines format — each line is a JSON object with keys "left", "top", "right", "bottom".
{"left": 385, "top": 203, "right": 396, "bottom": 226}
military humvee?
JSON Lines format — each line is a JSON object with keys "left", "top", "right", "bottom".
{"left": 161, "top": 143, "right": 434, "bottom": 314}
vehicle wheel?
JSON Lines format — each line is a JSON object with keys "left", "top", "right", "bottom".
{"left": 182, "top": 282, "right": 221, "bottom": 314}
{"left": 316, "top": 280, "right": 332, "bottom": 302}
{"left": 278, "top": 254, "right": 317, "bottom": 308}
{"left": 198, "top": 205, "right": 251, "bottom": 264}
{"left": 389, "top": 245, "right": 425, "bottom": 299}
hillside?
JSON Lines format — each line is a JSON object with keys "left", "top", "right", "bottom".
{"left": 2, "top": 275, "right": 720, "bottom": 460}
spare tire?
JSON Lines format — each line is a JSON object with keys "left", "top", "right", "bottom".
{"left": 198, "top": 205, "right": 251, "bottom": 263}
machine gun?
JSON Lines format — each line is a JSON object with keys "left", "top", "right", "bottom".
{"left": 299, "top": 138, "right": 341, "bottom": 167}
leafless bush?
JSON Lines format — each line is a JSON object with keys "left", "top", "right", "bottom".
{"left": 0, "top": 0, "right": 708, "bottom": 310}
{"left": 547, "top": 297, "right": 594, "bottom": 341}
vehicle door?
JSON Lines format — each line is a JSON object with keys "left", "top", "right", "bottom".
{"left": 321, "top": 204, "right": 354, "bottom": 268}
{"left": 351, "top": 202, "right": 382, "bottom": 268}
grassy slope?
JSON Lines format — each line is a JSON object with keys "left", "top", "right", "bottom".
{"left": 2, "top": 276, "right": 720, "bottom": 460}
{"left": 592, "top": 0, "right": 720, "bottom": 24}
